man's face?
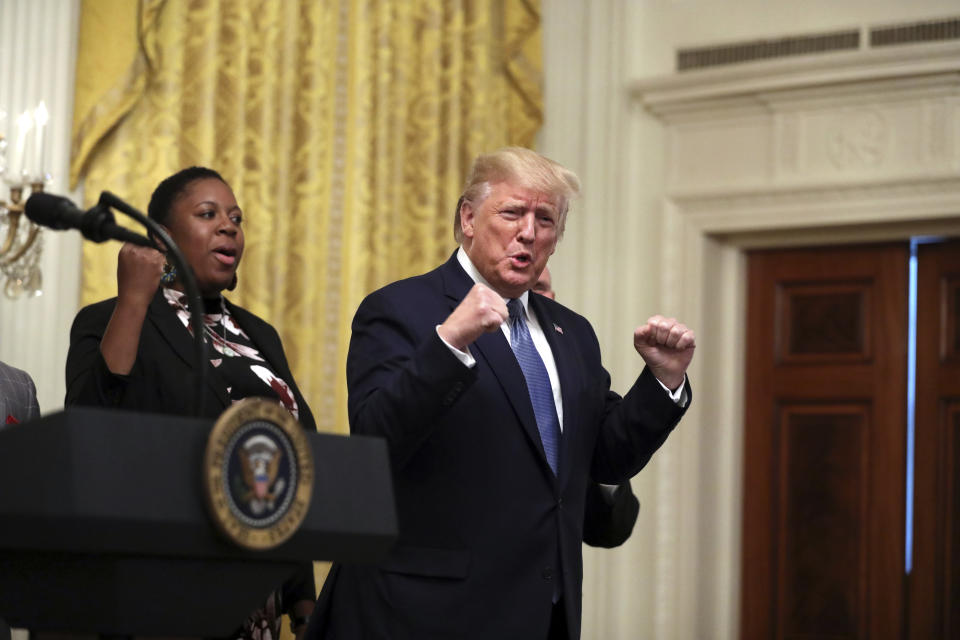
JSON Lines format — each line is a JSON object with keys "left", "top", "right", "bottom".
{"left": 461, "top": 180, "right": 560, "bottom": 299}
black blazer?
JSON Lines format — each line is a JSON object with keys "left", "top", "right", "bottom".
{"left": 66, "top": 288, "right": 315, "bottom": 431}
{"left": 309, "top": 252, "right": 688, "bottom": 640}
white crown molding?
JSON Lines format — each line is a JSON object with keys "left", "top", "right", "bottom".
{"left": 628, "top": 39, "right": 960, "bottom": 214}
{"left": 630, "top": 40, "right": 960, "bottom": 118}
{"left": 671, "top": 176, "right": 960, "bottom": 233}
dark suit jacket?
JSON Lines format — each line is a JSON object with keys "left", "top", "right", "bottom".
{"left": 65, "top": 288, "right": 315, "bottom": 430}
{"left": 309, "top": 252, "right": 689, "bottom": 640}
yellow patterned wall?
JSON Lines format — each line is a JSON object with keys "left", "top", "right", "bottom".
{"left": 71, "top": 0, "right": 542, "bottom": 437}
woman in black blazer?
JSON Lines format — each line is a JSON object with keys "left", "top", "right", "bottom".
{"left": 66, "top": 166, "right": 315, "bottom": 639}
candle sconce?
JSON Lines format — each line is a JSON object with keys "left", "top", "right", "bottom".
{"left": 1, "top": 101, "right": 49, "bottom": 299}
{"left": 0, "top": 181, "right": 45, "bottom": 299}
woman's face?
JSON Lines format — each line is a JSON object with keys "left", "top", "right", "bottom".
{"left": 165, "top": 177, "right": 244, "bottom": 296}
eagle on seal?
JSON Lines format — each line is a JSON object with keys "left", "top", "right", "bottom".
{"left": 238, "top": 434, "right": 285, "bottom": 506}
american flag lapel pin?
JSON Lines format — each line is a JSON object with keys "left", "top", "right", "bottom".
{"left": 553, "top": 323, "right": 563, "bottom": 335}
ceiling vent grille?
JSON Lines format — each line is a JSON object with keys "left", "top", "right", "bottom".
{"left": 677, "top": 16, "right": 959, "bottom": 72}
{"left": 677, "top": 30, "right": 859, "bottom": 71}
{"left": 871, "top": 17, "right": 960, "bottom": 47}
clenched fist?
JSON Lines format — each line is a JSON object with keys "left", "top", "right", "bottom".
{"left": 117, "top": 242, "right": 166, "bottom": 308}
{"left": 633, "top": 315, "right": 695, "bottom": 391}
{"left": 438, "top": 283, "right": 509, "bottom": 351}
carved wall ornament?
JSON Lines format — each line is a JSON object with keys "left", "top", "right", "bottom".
{"left": 826, "top": 109, "right": 888, "bottom": 170}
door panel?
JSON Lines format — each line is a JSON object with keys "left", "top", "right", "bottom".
{"left": 777, "top": 404, "right": 868, "bottom": 636}
{"left": 910, "top": 240, "right": 960, "bottom": 638}
{"left": 742, "top": 244, "right": 908, "bottom": 639}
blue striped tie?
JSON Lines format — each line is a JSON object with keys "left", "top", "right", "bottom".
{"left": 507, "top": 298, "right": 560, "bottom": 475}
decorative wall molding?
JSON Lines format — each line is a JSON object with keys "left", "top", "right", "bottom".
{"left": 672, "top": 176, "right": 960, "bottom": 232}
{"left": 634, "top": 45, "right": 960, "bottom": 204}
{"left": 630, "top": 38, "right": 960, "bottom": 639}
{"left": 632, "top": 41, "right": 960, "bottom": 119}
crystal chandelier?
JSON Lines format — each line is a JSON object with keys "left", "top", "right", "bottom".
{"left": 0, "top": 102, "right": 48, "bottom": 299}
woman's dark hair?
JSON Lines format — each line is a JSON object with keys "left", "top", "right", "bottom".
{"left": 147, "top": 166, "right": 227, "bottom": 225}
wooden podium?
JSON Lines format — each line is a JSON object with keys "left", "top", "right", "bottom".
{"left": 0, "top": 408, "right": 397, "bottom": 637}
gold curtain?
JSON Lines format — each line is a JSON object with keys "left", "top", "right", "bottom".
{"left": 72, "top": 0, "right": 542, "bottom": 436}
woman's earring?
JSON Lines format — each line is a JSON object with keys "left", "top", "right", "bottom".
{"left": 160, "top": 261, "right": 177, "bottom": 285}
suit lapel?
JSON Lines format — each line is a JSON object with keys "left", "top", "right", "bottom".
{"left": 148, "top": 289, "right": 231, "bottom": 410}
{"left": 229, "top": 304, "right": 284, "bottom": 378}
{"left": 438, "top": 254, "right": 553, "bottom": 478}
{"left": 472, "top": 331, "right": 549, "bottom": 468}
{"left": 227, "top": 301, "right": 313, "bottom": 428}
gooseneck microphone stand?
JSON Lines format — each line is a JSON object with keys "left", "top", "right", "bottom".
{"left": 74, "top": 192, "right": 208, "bottom": 417}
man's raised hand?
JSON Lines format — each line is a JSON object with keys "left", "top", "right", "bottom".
{"left": 438, "top": 283, "right": 509, "bottom": 351}
{"left": 633, "top": 315, "right": 695, "bottom": 391}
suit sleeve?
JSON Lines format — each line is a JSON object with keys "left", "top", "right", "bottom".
{"left": 581, "top": 481, "right": 640, "bottom": 548}
{"left": 281, "top": 562, "right": 317, "bottom": 612}
{"left": 565, "top": 315, "right": 691, "bottom": 485}
{"left": 346, "top": 289, "right": 477, "bottom": 469}
{"left": 64, "top": 300, "right": 140, "bottom": 409}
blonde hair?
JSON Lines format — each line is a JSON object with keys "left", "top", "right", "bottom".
{"left": 453, "top": 147, "right": 581, "bottom": 243}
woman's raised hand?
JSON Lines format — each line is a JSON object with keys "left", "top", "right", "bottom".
{"left": 117, "top": 242, "right": 166, "bottom": 308}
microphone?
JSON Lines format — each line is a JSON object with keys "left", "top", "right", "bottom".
{"left": 26, "top": 189, "right": 208, "bottom": 416}
{"left": 25, "top": 192, "right": 152, "bottom": 247}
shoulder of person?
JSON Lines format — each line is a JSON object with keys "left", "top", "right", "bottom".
{"left": 0, "top": 360, "right": 32, "bottom": 384}
{"left": 531, "top": 293, "right": 592, "bottom": 330}
{"left": 77, "top": 295, "right": 120, "bottom": 314}
{"left": 71, "top": 295, "right": 121, "bottom": 330}
{"left": 223, "top": 299, "right": 280, "bottom": 337}
{"left": 359, "top": 265, "right": 448, "bottom": 308}
{"left": 73, "top": 288, "right": 172, "bottom": 327}
{"left": 224, "top": 298, "right": 262, "bottom": 323}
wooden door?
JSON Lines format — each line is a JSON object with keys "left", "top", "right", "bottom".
{"left": 741, "top": 244, "right": 909, "bottom": 639}
{"left": 909, "top": 239, "right": 960, "bottom": 638}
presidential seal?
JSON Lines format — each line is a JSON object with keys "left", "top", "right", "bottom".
{"left": 203, "top": 398, "right": 314, "bottom": 550}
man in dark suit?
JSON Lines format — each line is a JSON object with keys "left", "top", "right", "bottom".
{"left": 0, "top": 361, "right": 39, "bottom": 640}
{"left": 535, "top": 265, "right": 640, "bottom": 549}
{"left": 310, "top": 147, "right": 694, "bottom": 640}
{"left": 0, "top": 360, "right": 40, "bottom": 425}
